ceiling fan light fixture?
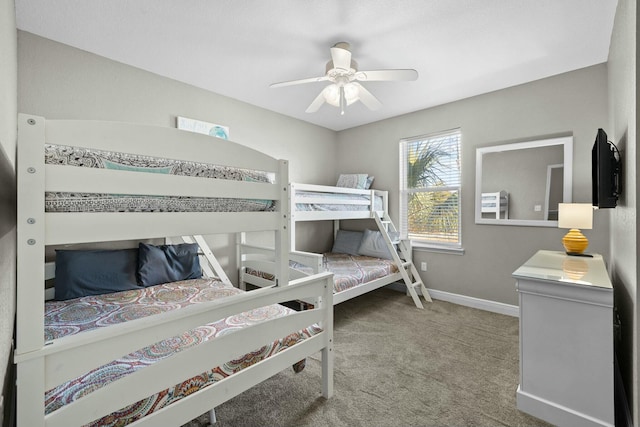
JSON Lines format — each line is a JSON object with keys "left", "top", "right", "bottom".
{"left": 271, "top": 41, "right": 416, "bottom": 114}
{"left": 322, "top": 83, "right": 359, "bottom": 107}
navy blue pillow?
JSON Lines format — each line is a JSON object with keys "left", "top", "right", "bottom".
{"left": 137, "top": 243, "right": 202, "bottom": 287}
{"left": 55, "top": 248, "right": 141, "bottom": 301}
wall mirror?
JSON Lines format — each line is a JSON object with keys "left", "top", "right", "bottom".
{"left": 475, "top": 136, "right": 573, "bottom": 227}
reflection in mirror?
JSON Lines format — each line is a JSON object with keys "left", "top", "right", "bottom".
{"left": 545, "top": 164, "right": 563, "bottom": 220}
{"left": 475, "top": 136, "right": 572, "bottom": 227}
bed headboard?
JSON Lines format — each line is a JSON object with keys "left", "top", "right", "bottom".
{"left": 16, "top": 114, "right": 291, "bottom": 354}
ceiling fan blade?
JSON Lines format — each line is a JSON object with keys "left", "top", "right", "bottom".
{"left": 355, "top": 69, "right": 418, "bottom": 82}
{"left": 270, "top": 75, "right": 329, "bottom": 88}
{"left": 353, "top": 83, "right": 382, "bottom": 111}
{"left": 305, "top": 91, "right": 326, "bottom": 113}
{"left": 330, "top": 44, "right": 352, "bottom": 70}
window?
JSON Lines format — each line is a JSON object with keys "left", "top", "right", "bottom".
{"left": 399, "top": 129, "right": 461, "bottom": 248}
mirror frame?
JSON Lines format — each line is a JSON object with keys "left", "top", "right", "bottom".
{"left": 475, "top": 136, "right": 573, "bottom": 227}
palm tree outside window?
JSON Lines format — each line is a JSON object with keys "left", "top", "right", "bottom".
{"left": 399, "top": 129, "right": 461, "bottom": 248}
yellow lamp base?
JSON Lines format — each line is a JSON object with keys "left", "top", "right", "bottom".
{"left": 562, "top": 228, "right": 589, "bottom": 255}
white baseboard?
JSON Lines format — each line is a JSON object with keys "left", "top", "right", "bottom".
{"left": 427, "top": 289, "right": 519, "bottom": 317}
{"left": 517, "top": 386, "right": 613, "bottom": 427}
{"left": 387, "top": 283, "right": 519, "bottom": 317}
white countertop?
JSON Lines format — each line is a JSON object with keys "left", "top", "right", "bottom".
{"left": 513, "top": 250, "right": 612, "bottom": 289}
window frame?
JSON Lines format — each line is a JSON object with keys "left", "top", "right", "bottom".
{"left": 399, "top": 129, "right": 462, "bottom": 249}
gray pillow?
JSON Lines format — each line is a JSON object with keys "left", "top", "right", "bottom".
{"left": 336, "top": 174, "right": 368, "bottom": 189}
{"left": 357, "top": 229, "right": 394, "bottom": 259}
{"left": 331, "top": 230, "right": 364, "bottom": 256}
{"left": 364, "top": 175, "right": 375, "bottom": 189}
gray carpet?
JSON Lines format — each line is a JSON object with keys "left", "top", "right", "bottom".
{"left": 182, "top": 288, "right": 550, "bottom": 427}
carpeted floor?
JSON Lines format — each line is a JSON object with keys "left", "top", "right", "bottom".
{"left": 182, "top": 288, "right": 550, "bottom": 427}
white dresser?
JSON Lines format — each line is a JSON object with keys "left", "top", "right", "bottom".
{"left": 513, "top": 250, "right": 614, "bottom": 427}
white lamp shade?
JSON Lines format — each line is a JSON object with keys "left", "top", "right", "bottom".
{"left": 558, "top": 203, "right": 593, "bottom": 230}
{"left": 323, "top": 83, "right": 359, "bottom": 107}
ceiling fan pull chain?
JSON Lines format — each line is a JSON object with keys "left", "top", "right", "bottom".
{"left": 340, "top": 86, "right": 346, "bottom": 115}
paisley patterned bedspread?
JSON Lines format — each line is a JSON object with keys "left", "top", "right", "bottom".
{"left": 323, "top": 253, "right": 399, "bottom": 293}
{"left": 44, "top": 278, "right": 320, "bottom": 426}
{"left": 44, "top": 144, "right": 276, "bottom": 213}
{"left": 247, "top": 253, "right": 399, "bottom": 295}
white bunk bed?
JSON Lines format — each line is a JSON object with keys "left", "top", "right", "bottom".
{"left": 481, "top": 191, "right": 509, "bottom": 219}
{"left": 15, "top": 114, "right": 334, "bottom": 427}
{"left": 240, "top": 182, "right": 432, "bottom": 308}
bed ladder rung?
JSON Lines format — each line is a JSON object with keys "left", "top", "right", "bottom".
{"left": 373, "top": 212, "right": 431, "bottom": 308}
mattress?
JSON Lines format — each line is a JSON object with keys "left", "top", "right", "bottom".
{"left": 44, "top": 144, "right": 277, "bottom": 213}
{"left": 294, "top": 190, "right": 384, "bottom": 212}
{"left": 44, "top": 278, "right": 320, "bottom": 426}
{"left": 323, "top": 253, "right": 399, "bottom": 293}
{"left": 481, "top": 202, "right": 498, "bottom": 208}
{"left": 247, "top": 253, "right": 399, "bottom": 295}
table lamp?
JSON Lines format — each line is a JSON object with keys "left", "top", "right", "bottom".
{"left": 558, "top": 203, "right": 593, "bottom": 256}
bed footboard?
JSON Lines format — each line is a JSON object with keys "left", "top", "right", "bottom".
{"left": 239, "top": 243, "right": 323, "bottom": 289}
{"left": 15, "top": 272, "right": 334, "bottom": 427}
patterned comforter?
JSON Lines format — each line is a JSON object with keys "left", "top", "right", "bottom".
{"left": 247, "top": 253, "right": 399, "bottom": 295}
{"left": 44, "top": 144, "right": 276, "bottom": 213}
{"left": 322, "top": 253, "right": 399, "bottom": 293}
{"left": 44, "top": 278, "right": 320, "bottom": 426}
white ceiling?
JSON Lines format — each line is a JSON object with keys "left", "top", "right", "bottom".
{"left": 15, "top": 0, "right": 618, "bottom": 131}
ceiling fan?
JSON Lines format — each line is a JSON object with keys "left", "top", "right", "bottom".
{"left": 270, "top": 42, "right": 418, "bottom": 115}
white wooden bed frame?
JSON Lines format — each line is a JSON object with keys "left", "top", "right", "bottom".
{"left": 481, "top": 190, "right": 509, "bottom": 219}
{"left": 239, "top": 182, "right": 431, "bottom": 308}
{"left": 15, "top": 114, "right": 334, "bottom": 427}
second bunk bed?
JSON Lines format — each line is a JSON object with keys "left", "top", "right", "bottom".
{"left": 240, "top": 180, "right": 432, "bottom": 309}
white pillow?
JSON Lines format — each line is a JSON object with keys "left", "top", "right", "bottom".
{"left": 336, "top": 173, "right": 369, "bottom": 189}
{"left": 358, "top": 229, "right": 394, "bottom": 259}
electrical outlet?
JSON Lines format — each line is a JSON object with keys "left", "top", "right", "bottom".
{"left": 420, "top": 262, "right": 427, "bottom": 271}
{"left": 534, "top": 204, "right": 542, "bottom": 212}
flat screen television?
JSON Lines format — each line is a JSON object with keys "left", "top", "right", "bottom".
{"left": 592, "top": 128, "right": 621, "bottom": 208}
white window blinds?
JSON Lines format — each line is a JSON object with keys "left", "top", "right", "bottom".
{"left": 399, "top": 129, "right": 461, "bottom": 247}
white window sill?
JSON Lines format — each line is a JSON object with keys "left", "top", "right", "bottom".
{"left": 411, "top": 243, "right": 465, "bottom": 255}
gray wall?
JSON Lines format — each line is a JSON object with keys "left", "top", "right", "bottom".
{"left": 608, "top": 0, "right": 638, "bottom": 422}
{"left": 17, "top": 32, "right": 337, "bottom": 185}
{"left": 0, "top": 0, "right": 17, "bottom": 424}
{"left": 336, "top": 64, "right": 610, "bottom": 306}
{"left": 17, "top": 31, "right": 338, "bottom": 279}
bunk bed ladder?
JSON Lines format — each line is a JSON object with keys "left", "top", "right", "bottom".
{"left": 373, "top": 213, "right": 432, "bottom": 308}
{"left": 169, "top": 235, "right": 234, "bottom": 287}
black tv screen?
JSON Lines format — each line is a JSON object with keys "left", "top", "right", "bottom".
{"left": 592, "top": 128, "right": 621, "bottom": 208}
